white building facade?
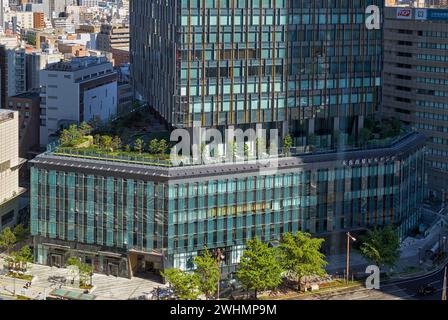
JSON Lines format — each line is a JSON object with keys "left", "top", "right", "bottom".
{"left": 39, "top": 56, "right": 118, "bottom": 146}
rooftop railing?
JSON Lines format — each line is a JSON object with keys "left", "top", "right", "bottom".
{"left": 45, "top": 131, "right": 418, "bottom": 168}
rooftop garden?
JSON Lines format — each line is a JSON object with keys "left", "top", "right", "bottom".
{"left": 55, "top": 122, "right": 172, "bottom": 165}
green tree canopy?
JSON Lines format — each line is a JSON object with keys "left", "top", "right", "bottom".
{"left": 278, "top": 232, "right": 327, "bottom": 291}
{"left": 360, "top": 226, "right": 400, "bottom": 268}
{"left": 60, "top": 124, "right": 83, "bottom": 147}
{"left": 162, "top": 268, "right": 201, "bottom": 300}
{"left": 79, "top": 122, "right": 92, "bottom": 136}
{"left": 66, "top": 257, "right": 93, "bottom": 286}
{"left": 134, "top": 138, "right": 144, "bottom": 154}
{"left": 0, "top": 227, "right": 17, "bottom": 254}
{"left": 235, "top": 237, "right": 283, "bottom": 299}
{"left": 148, "top": 139, "right": 159, "bottom": 154}
{"left": 193, "top": 248, "right": 220, "bottom": 300}
{"left": 157, "top": 139, "right": 169, "bottom": 154}
{"left": 13, "top": 224, "right": 30, "bottom": 243}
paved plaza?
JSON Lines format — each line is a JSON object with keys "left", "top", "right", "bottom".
{"left": 0, "top": 256, "right": 166, "bottom": 300}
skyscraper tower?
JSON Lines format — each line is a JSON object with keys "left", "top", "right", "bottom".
{"left": 131, "top": 0, "right": 383, "bottom": 148}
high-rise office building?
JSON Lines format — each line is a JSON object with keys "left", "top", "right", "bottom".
{"left": 131, "top": 0, "right": 383, "bottom": 149}
{"left": 383, "top": 6, "right": 448, "bottom": 200}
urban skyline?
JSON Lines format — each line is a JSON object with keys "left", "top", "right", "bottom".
{"left": 0, "top": 0, "right": 447, "bottom": 304}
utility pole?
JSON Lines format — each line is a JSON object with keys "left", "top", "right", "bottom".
{"left": 346, "top": 232, "right": 357, "bottom": 284}
{"left": 216, "top": 248, "right": 224, "bottom": 300}
{"left": 442, "top": 266, "right": 447, "bottom": 301}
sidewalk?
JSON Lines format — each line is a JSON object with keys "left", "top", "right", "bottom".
{"left": 0, "top": 255, "right": 166, "bottom": 300}
{"left": 325, "top": 215, "right": 448, "bottom": 278}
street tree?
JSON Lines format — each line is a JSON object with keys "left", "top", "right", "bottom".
{"left": 235, "top": 237, "right": 283, "bottom": 299}
{"left": 13, "top": 224, "right": 30, "bottom": 243}
{"left": 66, "top": 257, "right": 93, "bottom": 287}
{"left": 360, "top": 226, "right": 400, "bottom": 268}
{"left": 193, "top": 248, "right": 220, "bottom": 300}
{"left": 162, "top": 268, "right": 201, "bottom": 300}
{"left": 278, "top": 232, "right": 327, "bottom": 291}
{"left": 0, "top": 227, "right": 16, "bottom": 254}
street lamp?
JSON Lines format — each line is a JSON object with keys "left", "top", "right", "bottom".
{"left": 346, "top": 232, "right": 357, "bottom": 284}
{"left": 215, "top": 248, "right": 225, "bottom": 300}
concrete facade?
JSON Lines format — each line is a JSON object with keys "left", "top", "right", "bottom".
{"left": 0, "top": 110, "right": 25, "bottom": 230}
{"left": 39, "top": 56, "right": 117, "bottom": 146}
{"left": 383, "top": 7, "right": 448, "bottom": 200}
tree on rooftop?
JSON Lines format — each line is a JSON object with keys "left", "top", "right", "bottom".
{"left": 112, "top": 136, "right": 122, "bottom": 151}
{"left": 60, "top": 124, "right": 82, "bottom": 147}
{"left": 134, "top": 138, "right": 144, "bottom": 154}
{"left": 148, "top": 139, "right": 159, "bottom": 154}
{"left": 100, "top": 135, "right": 113, "bottom": 151}
{"left": 79, "top": 122, "right": 92, "bottom": 136}
{"left": 283, "top": 134, "right": 293, "bottom": 156}
{"left": 157, "top": 139, "right": 169, "bottom": 154}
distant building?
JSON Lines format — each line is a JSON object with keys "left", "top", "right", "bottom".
{"left": 383, "top": 7, "right": 448, "bottom": 200}
{"left": 39, "top": 56, "right": 118, "bottom": 146}
{"left": 25, "top": 49, "right": 63, "bottom": 90}
{"left": 0, "top": 110, "right": 26, "bottom": 230}
{"left": 33, "top": 12, "right": 45, "bottom": 29}
{"left": 58, "top": 42, "right": 88, "bottom": 57}
{"left": 7, "top": 92, "right": 41, "bottom": 157}
{"left": 0, "top": 38, "right": 26, "bottom": 109}
{"left": 97, "top": 23, "right": 129, "bottom": 52}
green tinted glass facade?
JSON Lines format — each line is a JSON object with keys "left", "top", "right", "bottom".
{"left": 31, "top": 133, "right": 426, "bottom": 274}
{"left": 131, "top": 0, "right": 382, "bottom": 143}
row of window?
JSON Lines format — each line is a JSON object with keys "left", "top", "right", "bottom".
{"left": 416, "top": 111, "right": 448, "bottom": 122}
{"left": 416, "top": 77, "right": 448, "bottom": 86}
{"left": 417, "top": 42, "right": 448, "bottom": 50}
{"left": 417, "top": 100, "right": 448, "bottom": 110}
{"left": 416, "top": 123, "right": 448, "bottom": 133}
{"left": 416, "top": 65, "right": 448, "bottom": 74}
{"left": 417, "top": 54, "right": 448, "bottom": 62}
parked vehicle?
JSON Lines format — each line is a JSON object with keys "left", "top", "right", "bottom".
{"left": 417, "top": 284, "right": 437, "bottom": 296}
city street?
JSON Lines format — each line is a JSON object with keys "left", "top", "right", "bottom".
{"left": 292, "top": 264, "right": 448, "bottom": 300}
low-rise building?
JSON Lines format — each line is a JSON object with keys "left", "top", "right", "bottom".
{"left": 30, "top": 132, "right": 426, "bottom": 277}
{"left": 7, "top": 92, "right": 40, "bottom": 158}
{"left": 39, "top": 56, "right": 118, "bottom": 146}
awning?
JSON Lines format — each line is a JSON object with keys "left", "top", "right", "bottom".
{"left": 49, "top": 289, "right": 96, "bottom": 300}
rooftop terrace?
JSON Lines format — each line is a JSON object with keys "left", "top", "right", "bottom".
{"left": 34, "top": 132, "right": 426, "bottom": 182}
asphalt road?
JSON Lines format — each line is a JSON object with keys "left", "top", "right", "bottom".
{"left": 294, "top": 264, "right": 448, "bottom": 300}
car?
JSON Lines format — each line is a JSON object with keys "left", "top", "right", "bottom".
{"left": 417, "top": 284, "right": 437, "bottom": 296}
